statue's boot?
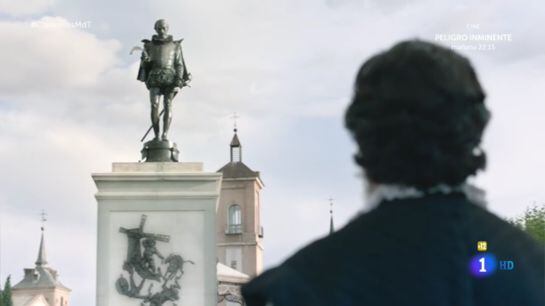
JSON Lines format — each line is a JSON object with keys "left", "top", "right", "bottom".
{"left": 153, "top": 125, "right": 160, "bottom": 141}
{"left": 162, "top": 110, "right": 172, "bottom": 141}
{"left": 150, "top": 89, "right": 162, "bottom": 141}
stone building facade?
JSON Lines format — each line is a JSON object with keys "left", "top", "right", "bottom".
{"left": 11, "top": 229, "right": 71, "bottom": 306}
{"left": 216, "top": 129, "right": 265, "bottom": 279}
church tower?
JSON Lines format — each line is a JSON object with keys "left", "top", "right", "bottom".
{"left": 12, "top": 226, "right": 71, "bottom": 306}
{"left": 217, "top": 128, "right": 264, "bottom": 277}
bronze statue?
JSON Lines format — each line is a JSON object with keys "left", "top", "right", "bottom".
{"left": 138, "top": 19, "right": 191, "bottom": 140}
{"left": 134, "top": 19, "right": 190, "bottom": 162}
{"left": 138, "top": 19, "right": 190, "bottom": 141}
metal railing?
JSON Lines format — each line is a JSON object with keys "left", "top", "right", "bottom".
{"left": 226, "top": 224, "right": 242, "bottom": 234}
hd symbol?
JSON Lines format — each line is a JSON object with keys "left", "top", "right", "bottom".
{"left": 477, "top": 241, "right": 487, "bottom": 252}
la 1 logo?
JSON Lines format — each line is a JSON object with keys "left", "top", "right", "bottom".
{"left": 469, "top": 253, "right": 497, "bottom": 277}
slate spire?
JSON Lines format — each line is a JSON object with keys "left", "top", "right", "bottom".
{"left": 35, "top": 228, "right": 48, "bottom": 266}
{"left": 36, "top": 210, "right": 48, "bottom": 266}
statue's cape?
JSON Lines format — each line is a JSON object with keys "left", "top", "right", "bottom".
{"left": 177, "top": 39, "right": 190, "bottom": 83}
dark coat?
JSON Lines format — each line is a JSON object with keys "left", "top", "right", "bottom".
{"left": 242, "top": 193, "right": 544, "bottom": 306}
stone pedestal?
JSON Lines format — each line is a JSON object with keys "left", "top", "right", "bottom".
{"left": 92, "top": 162, "right": 222, "bottom": 306}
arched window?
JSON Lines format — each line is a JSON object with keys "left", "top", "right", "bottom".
{"left": 227, "top": 204, "right": 242, "bottom": 234}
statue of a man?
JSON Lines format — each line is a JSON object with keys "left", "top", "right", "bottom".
{"left": 137, "top": 19, "right": 190, "bottom": 141}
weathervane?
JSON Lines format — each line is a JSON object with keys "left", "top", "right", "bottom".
{"left": 40, "top": 210, "right": 47, "bottom": 231}
{"left": 230, "top": 112, "right": 240, "bottom": 133}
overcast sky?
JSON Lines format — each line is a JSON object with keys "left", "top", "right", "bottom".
{"left": 0, "top": 1, "right": 544, "bottom": 305}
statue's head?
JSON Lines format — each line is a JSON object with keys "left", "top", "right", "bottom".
{"left": 154, "top": 19, "right": 169, "bottom": 37}
{"left": 143, "top": 238, "right": 156, "bottom": 248}
{"left": 165, "top": 254, "right": 184, "bottom": 272}
{"left": 345, "top": 40, "right": 490, "bottom": 189}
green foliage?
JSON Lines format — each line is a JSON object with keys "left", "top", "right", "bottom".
{"left": 0, "top": 276, "right": 12, "bottom": 306}
{"left": 509, "top": 204, "right": 545, "bottom": 245}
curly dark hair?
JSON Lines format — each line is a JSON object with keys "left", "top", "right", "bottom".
{"left": 345, "top": 40, "right": 491, "bottom": 189}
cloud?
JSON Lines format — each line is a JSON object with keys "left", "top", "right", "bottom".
{"left": 0, "top": 17, "right": 120, "bottom": 95}
{"left": 476, "top": 57, "right": 545, "bottom": 217}
{"left": 0, "top": 0, "right": 55, "bottom": 16}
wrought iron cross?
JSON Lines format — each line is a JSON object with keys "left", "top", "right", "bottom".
{"left": 230, "top": 112, "right": 240, "bottom": 132}
{"left": 40, "top": 210, "right": 47, "bottom": 231}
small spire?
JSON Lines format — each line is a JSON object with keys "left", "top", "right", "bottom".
{"left": 229, "top": 113, "right": 242, "bottom": 162}
{"left": 36, "top": 210, "right": 48, "bottom": 266}
{"left": 230, "top": 133, "right": 241, "bottom": 147}
{"left": 329, "top": 197, "right": 335, "bottom": 235}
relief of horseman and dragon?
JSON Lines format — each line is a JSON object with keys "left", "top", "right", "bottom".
{"left": 116, "top": 215, "right": 195, "bottom": 306}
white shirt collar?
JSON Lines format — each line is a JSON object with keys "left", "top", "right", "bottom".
{"left": 365, "top": 183, "right": 487, "bottom": 209}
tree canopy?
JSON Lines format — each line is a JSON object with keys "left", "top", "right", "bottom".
{"left": 509, "top": 204, "right": 545, "bottom": 244}
{"left": 0, "top": 276, "right": 12, "bottom": 306}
